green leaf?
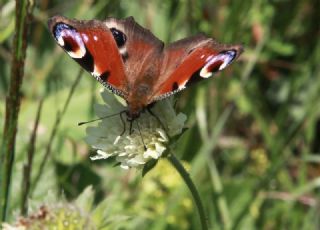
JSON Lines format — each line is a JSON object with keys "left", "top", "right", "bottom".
{"left": 142, "top": 159, "right": 158, "bottom": 177}
{"left": 75, "top": 186, "right": 94, "bottom": 213}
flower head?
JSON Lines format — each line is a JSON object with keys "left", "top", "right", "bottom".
{"left": 86, "top": 89, "right": 187, "bottom": 169}
{"left": 2, "top": 187, "right": 129, "bottom": 229}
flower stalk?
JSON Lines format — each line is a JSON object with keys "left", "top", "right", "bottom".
{"left": 167, "top": 152, "right": 209, "bottom": 230}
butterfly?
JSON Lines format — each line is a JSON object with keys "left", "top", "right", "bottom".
{"left": 48, "top": 16, "right": 243, "bottom": 120}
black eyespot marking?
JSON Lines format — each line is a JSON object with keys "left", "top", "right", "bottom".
{"left": 186, "top": 69, "right": 202, "bottom": 88}
{"left": 100, "top": 71, "right": 110, "bottom": 82}
{"left": 53, "top": 23, "right": 75, "bottom": 40}
{"left": 172, "top": 82, "right": 179, "bottom": 91}
{"left": 75, "top": 49, "right": 94, "bottom": 72}
{"left": 110, "top": 28, "right": 127, "bottom": 47}
{"left": 63, "top": 40, "right": 73, "bottom": 52}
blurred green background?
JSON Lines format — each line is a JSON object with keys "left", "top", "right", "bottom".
{"left": 1, "top": 0, "right": 320, "bottom": 229}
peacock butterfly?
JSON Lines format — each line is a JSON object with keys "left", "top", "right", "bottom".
{"left": 48, "top": 16, "right": 243, "bottom": 119}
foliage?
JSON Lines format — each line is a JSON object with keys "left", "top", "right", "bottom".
{"left": 0, "top": 0, "right": 319, "bottom": 229}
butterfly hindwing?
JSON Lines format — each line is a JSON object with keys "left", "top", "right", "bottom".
{"left": 48, "top": 16, "right": 127, "bottom": 97}
{"left": 152, "top": 36, "right": 243, "bottom": 100}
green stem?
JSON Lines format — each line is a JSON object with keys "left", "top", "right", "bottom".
{"left": 31, "top": 69, "right": 83, "bottom": 194}
{"left": 20, "top": 99, "right": 43, "bottom": 215}
{"left": 167, "top": 153, "right": 209, "bottom": 230}
{"left": 0, "top": 0, "right": 32, "bottom": 221}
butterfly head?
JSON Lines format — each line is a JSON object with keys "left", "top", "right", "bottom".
{"left": 126, "top": 109, "right": 140, "bottom": 121}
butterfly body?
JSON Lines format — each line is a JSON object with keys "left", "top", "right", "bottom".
{"left": 48, "top": 16, "right": 243, "bottom": 119}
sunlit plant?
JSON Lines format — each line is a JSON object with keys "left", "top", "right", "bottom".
{"left": 84, "top": 89, "right": 208, "bottom": 229}
{"left": 86, "top": 89, "right": 187, "bottom": 170}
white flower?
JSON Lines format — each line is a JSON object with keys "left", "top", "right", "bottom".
{"left": 85, "top": 89, "right": 187, "bottom": 169}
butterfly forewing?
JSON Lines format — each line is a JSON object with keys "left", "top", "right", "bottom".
{"left": 48, "top": 16, "right": 127, "bottom": 97}
{"left": 48, "top": 15, "right": 243, "bottom": 117}
{"left": 106, "top": 17, "right": 164, "bottom": 86}
{"left": 152, "top": 38, "right": 243, "bottom": 101}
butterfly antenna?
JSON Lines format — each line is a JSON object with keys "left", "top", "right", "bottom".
{"left": 78, "top": 111, "right": 124, "bottom": 126}
{"left": 97, "top": 111, "right": 127, "bottom": 140}
{"left": 136, "top": 120, "right": 147, "bottom": 150}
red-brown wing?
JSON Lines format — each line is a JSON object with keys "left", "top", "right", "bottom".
{"left": 151, "top": 35, "right": 243, "bottom": 101}
{"left": 48, "top": 16, "right": 127, "bottom": 97}
{"left": 104, "top": 17, "right": 164, "bottom": 87}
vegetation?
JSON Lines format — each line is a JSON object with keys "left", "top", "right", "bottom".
{"left": 0, "top": 0, "right": 319, "bottom": 229}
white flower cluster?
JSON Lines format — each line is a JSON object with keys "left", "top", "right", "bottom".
{"left": 85, "top": 90, "right": 187, "bottom": 169}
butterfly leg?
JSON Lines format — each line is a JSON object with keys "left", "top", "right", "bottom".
{"left": 119, "top": 110, "right": 127, "bottom": 136}
{"left": 135, "top": 120, "right": 147, "bottom": 150}
{"left": 128, "top": 118, "right": 134, "bottom": 135}
{"left": 146, "top": 106, "right": 167, "bottom": 131}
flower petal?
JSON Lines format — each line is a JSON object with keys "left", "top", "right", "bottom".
{"left": 85, "top": 89, "right": 187, "bottom": 169}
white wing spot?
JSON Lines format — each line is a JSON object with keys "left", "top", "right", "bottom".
{"left": 91, "top": 65, "right": 102, "bottom": 80}
{"left": 105, "top": 21, "right": 125, "bottom": 31}
{"left": 57, "top": 36, "right": 64, "bottom": 46}
{"left": 199, "top": 51, "right": 236, "bottom": 78}
{"left": 82, "top": 34, "right": 89, "bottom": 43}
{"left": 180, "top": 80, "right": 188, "bottom": 89}
{"left": 119, "top": 47, "right": 127, "bottom": 55}
{"left": 206, "top": 55, "right": 213, "bottom": 62}
{"left": 199, "top": 68, "right": 213, "bottom": 78}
